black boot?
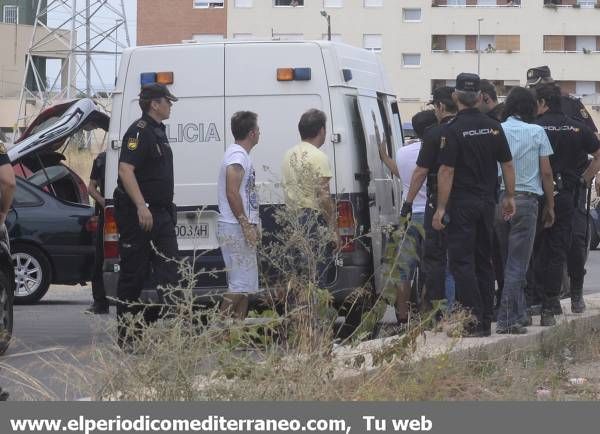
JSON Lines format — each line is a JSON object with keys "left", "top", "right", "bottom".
{"left": 571, "top": 286, "right": 586, "bottom": 314}
{"left": 85, "top": 301, "right": 110, "bottom": 315}
{"left": 540, "top": 310, "right": 556, "bottom": 327}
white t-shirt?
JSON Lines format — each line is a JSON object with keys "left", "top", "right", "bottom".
{"left": 395, "top": 141, "right": 427, "bottom": 214}
{"left": 218, "top": 144, "right": 259, "bottom": 224}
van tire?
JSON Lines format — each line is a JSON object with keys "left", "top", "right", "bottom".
{"left": 336, "top": 291, "right": 375, "bottom": 340}
{"left": 0, "top": 270, "right": 14, "bottom": 355}
{"left": 12, "top": 244, "right": 52, "bottom": 304}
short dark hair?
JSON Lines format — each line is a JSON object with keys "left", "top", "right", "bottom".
{"left": 455, "top": 90, "right": 480, "bottom": 108}
{"left": 231, "top": 111, "right": 258, "bottom": 141}
{"left": 411, "top": 110, "right": 437, "bottom": 139}
{"left": 298, "top": 109, "right": 327, "bottom": 140}
{"left": 503, "top": 86, "right": 537, "bottom": 123}
{"left": 533, "top": 83, "right": 562, "bottom": 112}
{"left": 479, "top": 79, "right": 498, "bottom": 102}
{"left": 139, "top": 99, "right": 152, "bottom": 113}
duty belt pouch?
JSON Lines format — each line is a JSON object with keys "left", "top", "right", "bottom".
{"left": 554, "top": 173, "right": 564, "bottom": 192}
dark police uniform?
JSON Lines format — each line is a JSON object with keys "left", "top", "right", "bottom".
{"left": 416, "top": 113, "right": 454, "bottom": 305}
{"left": 438, "top": 74, "right": 513, "bottom": 333}
{"left": 89, "top": 152, "right": 107, "bottom": 310}
{"left": 526, "top": 66, "right": 598, "bottom": 311}
{"left": 114, "top": 84, "right": 178, "bottom": 345}
{"left": 534, "top": 110, "right": 600, "bottom": 317}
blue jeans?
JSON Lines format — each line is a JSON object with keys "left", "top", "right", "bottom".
{"left": 495, "top": 194, "right": 539, "bottom": 328}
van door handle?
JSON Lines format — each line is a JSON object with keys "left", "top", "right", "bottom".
{"left": 355, "top": 172, "right": 371, "bottom": 183}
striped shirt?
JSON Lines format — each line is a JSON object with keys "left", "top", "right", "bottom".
{"left": 500, "top": 116, "right": 553, "bottom": 195}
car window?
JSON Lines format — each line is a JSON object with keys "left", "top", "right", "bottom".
{"left": 14, "top": 181, "right": 43, "bottom": 206}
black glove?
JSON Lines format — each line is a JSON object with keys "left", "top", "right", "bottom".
{"left": 400, "top": 202, "right": 413, "bottom": 219}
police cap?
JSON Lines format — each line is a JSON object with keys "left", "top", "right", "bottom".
{"left": 429, "top": 86, "right": 455, "bottom": 105}
{"left": 139, "top": 83, "right": 178, "bottom": 102}
{"left": 455, "top": 73, "right": 480, "bottom": 92}
{"left": 526, "top": 66, "right": 554, "bottom": 87}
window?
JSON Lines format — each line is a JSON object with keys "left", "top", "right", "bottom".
{"left": 3, "top": 5, "right": 18, "bottom": 24}
{"left": 447, "top": 0, "right": 466, "bottom": 6}
{"left": 576, "top": 36, "right": 596, "bottom": 52}
{"left": 576, "top": 81, "right": 596, "bottom": 96}
{"left": 13, "top": 182, "right": 42, "bottom": 207}
{"left": 235, "top": 0, "right": 253, "bottom": 7}
{"left": 274, "top": 33, "right": 304, "bottom": 40}
{"left": 477, "top": 0, "right": 496, "bottom": 6}
{"left": 233, "top": 33, "right": 253, "bottom": 39}
{"left": 402, "top": 53, "right": 421, "bottom": 67}
{"left": 192, "top": 34, "right": 225, "bottom": 41}
{"left": 324, "top": 0, "right": 343, "bottom": 7}
{"left": 577, "top": 0, "right": 596, "bottom": 7}
{"left": 478, "top": 35, "right": 495, "bottom": 51}
{"left": 274, "top": 0, "right": 304, "bottom": 6}
{"left": 193, "top": 1, "right": 224, "bottom": 8}
{"left": 363, "top": 34, "right": 382, "bottom": 52}
{"left": 364, "top": 0, "right": 383, "bottom": 7}
{"left": 446, "top": 35, "right": 466, "bottom": 51}
{"left": 322, "top": 33, "right": 343, "bottom": 42}
{"left": 403, "top": 8, "right": 421, "bottom": 22}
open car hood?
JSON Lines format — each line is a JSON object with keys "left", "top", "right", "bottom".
{"left": 8, "top": 98, "right": 109, "bottom": 162}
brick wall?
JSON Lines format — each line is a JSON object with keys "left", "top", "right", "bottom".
{"left": 137, "top": 0, "right": 227, "bottom": 46}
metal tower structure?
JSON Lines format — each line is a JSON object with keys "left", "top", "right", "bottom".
{"left": 13, "top": 0, "right": 130, "bottom": 141}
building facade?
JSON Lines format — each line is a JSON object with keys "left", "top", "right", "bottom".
{"left": 137, "top": 0, "right": 227, "bottom": 45}
{"left": 137, "top": 0, "right": 600, "bottom": 123}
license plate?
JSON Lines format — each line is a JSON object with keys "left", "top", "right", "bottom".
{"left": 175, "top": 222, "right": 209, "bottom": 239}
{"left": 176, "top": 210, "right": 219, "bottom": 251}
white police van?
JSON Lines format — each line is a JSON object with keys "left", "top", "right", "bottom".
{"left": 103, "top": 40, "right": 404, "bottom": 329}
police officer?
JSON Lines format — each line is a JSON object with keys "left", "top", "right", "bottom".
{"left": 432, "top": 73, "right": 516, "bottom": 337}
{"left": 404, "top": 86, "right": 457, "bottom": 312}
{"left": 527, "top": 66, "right": 599, "bottom": 314}
{"left": 479, "top": 79, "right": 505, "bottom": 122}
{"left": 114, "top": 83, "right": 179, "bottom": 347}
{"left": 533, "top": 83, "right": 600, "bottom": 325}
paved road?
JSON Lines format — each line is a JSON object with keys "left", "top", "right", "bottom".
{"left": 2, "top": 251, "right": 600, "bottom": 400}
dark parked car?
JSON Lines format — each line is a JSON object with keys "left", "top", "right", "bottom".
{"left": 7, "top": 99, "right": 109, "bottom": 304}
{"left": 0, "top": 225, "right": 15, "bottom": 354}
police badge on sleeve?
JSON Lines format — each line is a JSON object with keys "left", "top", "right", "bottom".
{"left": 127, "top": 137, "right": 138, "bottom": 151}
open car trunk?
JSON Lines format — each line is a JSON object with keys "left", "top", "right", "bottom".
{"left": 8, "top": 99, "right": 110, "bottom": 205}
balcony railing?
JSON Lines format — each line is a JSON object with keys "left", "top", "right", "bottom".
{"left": 431, "top": 49, "right": 519, "bottom": 53}
{"left": 431, "top": 1, "right": 522, "bottom": 7}
{"left": 543, "top": 1, "right": 600, "bottom": 9}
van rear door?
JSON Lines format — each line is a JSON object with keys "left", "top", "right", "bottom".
{"left": 120, "top": 44, "right": 226, "bottom": 252}
{"left": 355, "top": 92, "right": 398, "bottom": 292}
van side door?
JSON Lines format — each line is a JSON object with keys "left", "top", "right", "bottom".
{"left": 355, "top": 91, "right": 398, "bottom": 292}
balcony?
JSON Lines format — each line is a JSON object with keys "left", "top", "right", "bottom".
{"left": 543, "top": 1, "right": 600, "bottom": 9}
{"left": 543, "top": 35, "right": 600, "bottom": 53}
{"left": 431, "top": 0, "right": 522, "bottom": 7}
{"left": 432, "top": 35, "right": 520, "bottom": 53}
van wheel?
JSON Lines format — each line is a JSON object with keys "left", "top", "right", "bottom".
{"left": 12, "top": 245, "right": 51, "bottom": 304}
{"left": 336, "top": 290, "right": 375, "bottom": 340}
{"left": 0, "top": 270, "right": 14, "bottom": 355}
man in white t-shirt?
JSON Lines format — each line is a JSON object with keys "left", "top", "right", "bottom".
{"left": 378, "top": 110, "right": 437, "bottom": 324}
{"left": 217, "top": 111, "right": 261, "bottom": 320}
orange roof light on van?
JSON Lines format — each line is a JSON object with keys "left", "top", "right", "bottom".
{"left": 156, "top": 72, "right": 174, "bottom": 85}
{"left": 277, "top": 68, "right": 294, "bottom": 81}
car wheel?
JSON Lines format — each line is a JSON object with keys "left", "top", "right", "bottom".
{"left": 0, "top": 270, "right": 14, "bottom": 355}
{"left": 12, "top": 245, "right": 51, "bottom": 304}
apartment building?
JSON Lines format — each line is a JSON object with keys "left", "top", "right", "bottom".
{"left": 137, "top": 0, "right": 600, "bottom": 122}
{"left": 137, "top": 0, "right": 227, "bottom": 45}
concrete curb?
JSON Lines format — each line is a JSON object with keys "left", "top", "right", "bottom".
{"left": 332, "top": 294, "right": 600, "bottom": 378}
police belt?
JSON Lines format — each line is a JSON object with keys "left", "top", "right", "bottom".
{"left": 114, "top": 187, "right": 171, "bottom": 209}
{"left": 553, "top": 173, "right": 578, "bottom": 192}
